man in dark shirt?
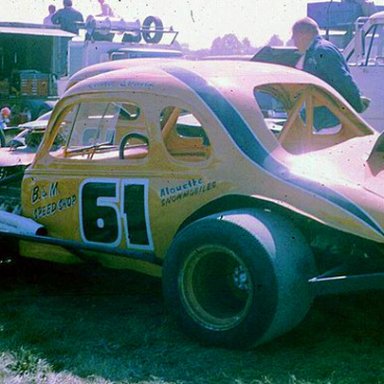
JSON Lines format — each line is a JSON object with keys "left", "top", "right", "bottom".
{"left": 52, "top": 0, "right": 84, "bottom": 35}
{"left": 292, "top": 17, "right": 370, "bottom": 130}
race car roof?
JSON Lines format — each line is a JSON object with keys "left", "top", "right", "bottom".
{"left": 66, "top": 59, "right": 338, "bottom": 99}
{"left": 65, "top": 57, "right": 181, "bottom": 91}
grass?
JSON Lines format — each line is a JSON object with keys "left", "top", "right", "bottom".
{"left": 0, "top": 260, "right": 383, "bottom": 384}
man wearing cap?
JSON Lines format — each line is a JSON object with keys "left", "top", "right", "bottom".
{"left": 291, "top": 17, "right": 370, "bottom": 130}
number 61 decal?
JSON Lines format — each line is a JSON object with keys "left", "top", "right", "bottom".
{"left": 79, "top": 178, "right": 153, "bottom": 251}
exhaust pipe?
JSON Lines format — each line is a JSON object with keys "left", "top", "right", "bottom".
{"left": 0, "top": 212, "right": 159, "bottom": 265}
{"left": 0, "top": 211, "right": 46, "bottom": 236}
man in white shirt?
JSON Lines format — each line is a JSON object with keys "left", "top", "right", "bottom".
{"left": 43, "top": 5, "right": 56, "bottom": 26}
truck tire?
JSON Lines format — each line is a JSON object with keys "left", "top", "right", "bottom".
{"left": 162, "top": 209, "right": 316, "bottom": 349}
{"left": 142, "top": 16, "right": 163, "bottom": 44}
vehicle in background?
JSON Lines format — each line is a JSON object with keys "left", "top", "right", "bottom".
{"left": 0, "top": 112, "right": 52, "bottom": 183}
{"left": 56, "top": 16, "right": 180, "bottom": 95}
{"left": 343, "top": 11, "right": 384, "bottom": 132}
{"left": 8, "top": 111, "right": 51, "bottom": 148}
{"left": 109, "top": 47, "right": 183, "bottom": 61}
{"left": 0, "top": 16, "right": 180, "bottom": 124}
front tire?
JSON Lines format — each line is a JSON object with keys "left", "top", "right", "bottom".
{"left": 162, "top": 209, "right": 316, "bottom": 348}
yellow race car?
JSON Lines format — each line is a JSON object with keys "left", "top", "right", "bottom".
{"left": 1, "top": 59, "right": 383, "bottom": 348}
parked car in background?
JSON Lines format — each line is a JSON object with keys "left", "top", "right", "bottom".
{"left": 0, "top": 112, "right": 52, "bottom": 185}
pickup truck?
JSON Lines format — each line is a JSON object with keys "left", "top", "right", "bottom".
{"left": 344, "top": 11, "right": 384, "bottom": 132}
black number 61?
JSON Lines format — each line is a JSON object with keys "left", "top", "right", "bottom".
{"left": 79, "top": 178, "right": 153, "bottom": 251}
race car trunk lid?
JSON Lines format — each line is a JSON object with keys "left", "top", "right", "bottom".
{"left": 365, "top": 131, "right": 384, "bottom": 198}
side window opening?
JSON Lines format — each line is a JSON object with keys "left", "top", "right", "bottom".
{"left": 254, "top": 89, "right": 288, "bottom": 136}
{"left": 160, "top": 106, "right": 211, "bottom": 162}
{"left": 254, "top": 84, "right": 362, "bottom": 154}
{"left": 301, "top": 100, "right": 342, "bottom": 135}
{"left": 50, "top": 101, "right": 148, "bottom": 161}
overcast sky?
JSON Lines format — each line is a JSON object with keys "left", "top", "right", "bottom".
{"left": 3, "top": 0, "right": 384, "bottom": 49}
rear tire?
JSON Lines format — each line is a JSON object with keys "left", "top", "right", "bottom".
{"left": 162, "top": 209, "right": 316, "bottom": 348}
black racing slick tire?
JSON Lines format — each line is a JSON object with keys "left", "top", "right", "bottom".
{"left": 162, "top": 209, "right": 316, "bottom": 349}
{"left": 142, "top": 16, "right": 164, "bottom": 44}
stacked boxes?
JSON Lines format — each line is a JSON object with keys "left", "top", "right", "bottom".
{"left": 20, "top": 73, "right": 50, "bottom": 96}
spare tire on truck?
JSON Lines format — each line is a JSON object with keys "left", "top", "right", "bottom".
{"left": 162, "top": 209, "right": 317, "bottom": 349}
{"left": 142, "top": 16, "right": 164, "bottom": 44}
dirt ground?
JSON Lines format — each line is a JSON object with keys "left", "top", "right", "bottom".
{"left": 0, "top": 259, "right": 383, "bottom": 384}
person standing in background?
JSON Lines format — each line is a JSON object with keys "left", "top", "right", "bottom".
{"left": 43, "top": 4, "right": 56, "bottom": 26}
{"left": 97, "top": 0, "right": 115, "bottom": 17}
{"left": 292, "top": 17, "right": 370, "bottom": 114}
{"left": 52, "top": 0, "right": 84, "bottom": 34}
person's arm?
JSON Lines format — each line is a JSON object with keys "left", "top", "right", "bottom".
{"left": 51, "top": 10, "right": 60, "bottom": 25}
{"left": 314, "top": 45, "right": 365, "bottom": 112}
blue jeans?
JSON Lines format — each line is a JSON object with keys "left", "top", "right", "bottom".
{"left": 301, "top": 107, "right": 340, "bottom": 131}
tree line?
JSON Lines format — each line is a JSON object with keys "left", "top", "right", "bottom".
{"left": 176, "top": 33, "right": 286, "bottom": 58}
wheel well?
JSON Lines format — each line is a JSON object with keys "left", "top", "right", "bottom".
{"left": 178, "top": 195, "right": 384, "bottom": 274}
{"left": 179, "top": 194, "right": 311, "bottom": 235}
